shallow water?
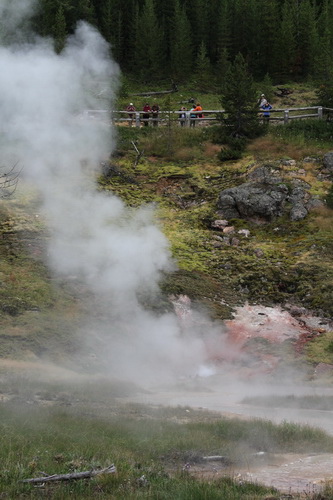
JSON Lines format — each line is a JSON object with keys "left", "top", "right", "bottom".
{"left": 123, "top": 302, "right": 333, "bottom": 492}
{"left": 128, "top": 383, "right": 333, "bottom": 493}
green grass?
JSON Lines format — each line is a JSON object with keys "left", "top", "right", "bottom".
{"left": 272, "top": 118, "right": 333, "bottom": 148}
{"left": 1, "top": 385, "right": 332, "bottom": 499}
{"left": 242, "top": 394, "right": 333, "bottom": 411}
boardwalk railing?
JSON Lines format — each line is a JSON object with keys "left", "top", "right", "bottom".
{"left": 83, "top": 106, "right": 333, "bottom": 127}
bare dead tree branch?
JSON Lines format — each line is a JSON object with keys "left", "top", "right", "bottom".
{"left": 131, "top": 141, "right": 144, "bottom": 168}
{"left": 21, "top": 464, "right": 117, "bottom": 484}
{"left": 0, "top": 162, "right": 22, "bottom": 198}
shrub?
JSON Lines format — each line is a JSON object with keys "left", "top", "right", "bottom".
{"left": 218, "top": 146, "right": 243, "bottom": 161}
{"left": 326, "top": 183, "right": 333, "bottom": 209}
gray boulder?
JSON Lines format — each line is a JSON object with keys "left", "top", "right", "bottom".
{"left": 217, "top": 182, "right": 289, "bottom": 220}
{"left": 290, "top": 202, "right": 308, "bottom": 221}
{"left": 217, "top": 165, "right": 313, "bottom": 221}
{"left": 323, "top": 152, "right": 333, "bottom": 176}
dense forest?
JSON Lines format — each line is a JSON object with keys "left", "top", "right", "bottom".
{"left": 28, "top": 0, "right": 333, "bottom": 85}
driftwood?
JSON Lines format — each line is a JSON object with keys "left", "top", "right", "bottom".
{"left": 131, "top": 141, "right": 144, "bottom": 168}
{"left": 131, "top": 83, "right": 178, "bottom": 97}
{"left": 274, "top": 87, "right": 293, "bottom": 97}
{"left": 131, "top": 89, "right": 178, "bottom": 97}
{"left": 202, "top": 455, "right": 230, "bottom": 463}
{"left": 21, "top": 464, "right": 116, "bottom": 484}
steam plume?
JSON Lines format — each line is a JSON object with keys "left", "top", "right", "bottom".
{"left": 0, "top": 2, "right": 219, "bottom": 386}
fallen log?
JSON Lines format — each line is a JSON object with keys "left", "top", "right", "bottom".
{"left": 202, "top": 455, "right": 230, "bottom": 463}
{"left": 130, "top": 89, "right": 178, "bottom": 97}
{"left": 21, "top": 464, "right": 116, "bottom": 484}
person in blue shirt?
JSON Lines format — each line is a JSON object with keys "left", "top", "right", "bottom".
{"left": 261, "top": 102, "right": 272, "bottom": 123}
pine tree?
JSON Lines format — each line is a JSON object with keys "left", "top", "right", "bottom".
{"left": 54, "top": 5, "right": 67, "bottom": 53}
{"left": 98, "top": 0, "right": 114, "bottom": 45}
{"left": 257, "top": 0, "right": 280, "bottom": 79}
{"left": 215, "top": 0, "right": 231, "bottom": 58}
{"left": 194, "top": 41, "right": 212, "bottom": 91}
{"left": 169, "top": 0, "right": 192, "bottom": 82}
{"left": 153, "top": 0, "right": 176, "bottom": 74}
{"left": 134, "top": 0, "right": 162, "bottom": 81}
{"left": 216, "top": 47, "right": 229, "bottom": 86}
{"left": 220, "top": 53, "right": 260, "bottom": 138}
{"left": 296, "top": 0, "right": 318, "bottom": 78}
{"left": 183, "top": 0, "right": 206, "bottom": 56}
{"left": 313, "top": 0, "right": 333, "bottom": 82}
{"left": 273, "top": 0, "right": 297, "bottom": 82}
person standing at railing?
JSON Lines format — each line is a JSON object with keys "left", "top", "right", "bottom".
{"left": 190, "top": 103, "right": 203, "bottom": 127}
{"left": 259, "top": 94, "right": 267, "bottom": 107}
{"left": 261, "top": 101, "right": 272, "bottom": 124}
{"left": 179, "top": 106, "right": 187, "bottom": 126}
{"left": 126, "top": 102, "right": 136, "bottom": 126}
{"left": 151, "top": 103, "right": 160, "bottom": 126}
{"left": 190, "top": 105, "right": 196, "bottom": 127}
{"left": 142, "top": 103, "right": 151, "bottom": 126}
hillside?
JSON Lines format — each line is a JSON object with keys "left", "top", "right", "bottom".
{"left": 1, "top": 89, "right": 333, "bottom": 380}
{"left": 1, "top": 85, "right": 333, "bottom": 498}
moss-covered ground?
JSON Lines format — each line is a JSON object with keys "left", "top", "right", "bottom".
{"left": 1, "top": 85, "right": 333, "bottom": 499}
{"left": 1, "top": 114, "right": 333, "bottom": 364}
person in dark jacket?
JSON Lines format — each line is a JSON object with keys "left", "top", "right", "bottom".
{"left": 151, "top": 104, "right": 160, "bottom": 126}
{"left": 179, "top": 106, "right": 187, "bottom": 126}
{"left": 142, "top": 103, "right": 151, "bottom": 126}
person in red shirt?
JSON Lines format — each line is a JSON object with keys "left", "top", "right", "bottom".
{"left": 142, "top": 103, "right": 151, "bottom": 126}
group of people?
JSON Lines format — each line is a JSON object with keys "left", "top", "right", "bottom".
{"left": 125, "top": 102, "right": 160, "bottom": 126}
{"left": 125, "top": 96, "right": 272, "bottom": 127}
{"left": 125, "top": 102, "right": 204, "bottom": 127}
{"left": 179, "top": 103, "right": 203, "bottom": 127}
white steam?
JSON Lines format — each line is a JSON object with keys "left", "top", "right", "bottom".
{"left": 0, "top": 5, "right": 222, "bottom": 386}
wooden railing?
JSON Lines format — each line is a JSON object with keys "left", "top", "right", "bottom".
{"left": 83, "top": 106, "right": 333, "bottom": 127}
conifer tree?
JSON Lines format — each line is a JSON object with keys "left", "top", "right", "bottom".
{"left": 54, "top": 5, "right": 67, "bottom": 53}
{"left": 220, "top": 53, "right": 260, "bottom": 138}
{"left": 273, "top": 0, "right": 297, "bottom": 81}
{"left": 169, "top": 0, "right": 192, "bottom": 82}
{"left": 154, "top": 0, "right": 176, "bottom": 74}
{"left": 257, "top": 0, "right": 280, "bottom": 79}
{"left": 194, "top": 41, "right": 212, "bottom": 91}
{"left": 134, "top": 0, "right": 162, "bottom": 81}
{"left": 99, "top": 0, "right": 113, "bottom": 45}
{"left": 314, "top": 0, "right": 333, "bottom": 82}
{"left": 296, "top": 0, "right": 318, "bottom": 78}
{"left": 215, "top": 0, "right": 231, "bottom": 60}
{"left": 216, "top": 47, "right": 229, "bottom": 86}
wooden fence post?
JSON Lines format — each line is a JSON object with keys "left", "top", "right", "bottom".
{"left": 318, "top": 107, "right": 323, "bottom": 119}
{"left": 284, "top": 110, "right": 289, "bottom": 124}
{"left": 135, "top": 112, "right": 140, "bottom": 128}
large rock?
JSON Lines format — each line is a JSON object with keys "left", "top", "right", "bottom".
{"left": 217, "top": 182, "right": 289, "bottom": 220}
{"left": 323, "top": 152, "right": 333, "bottom": 177}
{"left": 217, "top": 165, "right": 312, "bottom": 221}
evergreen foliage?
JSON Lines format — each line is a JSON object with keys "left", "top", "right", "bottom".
{"left": 220, "top": 53, "right": 260, "bottom": 138}
{"left": 26, "top": 0, "right": 333, "bottom": 84}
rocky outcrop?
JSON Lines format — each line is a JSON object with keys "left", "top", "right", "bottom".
{"left": 322, "top": 152, "right": 333, "bottom": 178}
{"left": 217, "top": 164, "right": 320, "bottom": 222}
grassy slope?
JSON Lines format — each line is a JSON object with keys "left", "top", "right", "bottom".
{"left": 1, "top": 84, "right": 333, "bottom": 364}
{"left": 1, "top": 83, "right": 333, "bottom": 499}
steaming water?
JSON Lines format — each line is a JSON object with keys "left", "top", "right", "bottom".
{"left": 2, "top": 3, "right": 333, "bottom": 493}
{"left": 0, "top": 1, "right": 229, "bottom": 387}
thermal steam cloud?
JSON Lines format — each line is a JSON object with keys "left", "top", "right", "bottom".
{"left": 0, "top": 9, "right": 229, "bottom": 386}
